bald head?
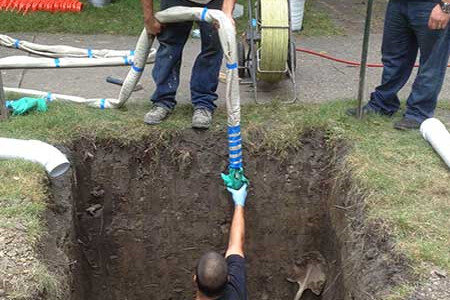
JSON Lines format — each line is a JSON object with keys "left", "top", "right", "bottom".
{"left": 195, "top": 251, "right": 228, "bottom": 298}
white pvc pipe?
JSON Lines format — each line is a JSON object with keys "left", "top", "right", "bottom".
{"left": 420, "top": 118, "right": 450, "bottom": 168}
{"left": 0, "top": 138, "right": 70, "bottom": 177}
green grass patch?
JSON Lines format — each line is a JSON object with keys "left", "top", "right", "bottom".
{"left": 0, "top": 0, "right": 340, "bottom": 36}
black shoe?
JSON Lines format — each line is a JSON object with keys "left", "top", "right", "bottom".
{"left": 394, "top": 117, "right": 421, "bottom": 130}
{"left": 346, "top": 105, "right": 391, "bottom": 117}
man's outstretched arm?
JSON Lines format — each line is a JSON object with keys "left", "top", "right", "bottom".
{"left": 225, "top": 184, "right": 247, "bottom": 258}
{"left": 140, "top": 0, "right": 162, "bottom": 35}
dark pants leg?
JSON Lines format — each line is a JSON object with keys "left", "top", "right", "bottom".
{"left": 190, "top": 19, "right": 224, "bottom": 112}
{"left": 404, "top": 2, "right": 450, "bottom": 122}
{"left": 151, "top": 0, "right": 223, "bottom": 111}
{"left": 368, "top": 0, "right": 418, "bottom": 115}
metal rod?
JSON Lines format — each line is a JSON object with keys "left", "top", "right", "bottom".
{"left": 356, "top": 0, "right": 374, "bottom": 119}
{"left": 0, "top": 71, "right": 8, "bottom": 121}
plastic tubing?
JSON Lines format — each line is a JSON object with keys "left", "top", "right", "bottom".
{"left": 296, "top": 47, "right": 450, "bottom": 68}
{"left": 0, "top": 138, "right": 70, "bottom": 177}
{"left": 420, "top": 118, "right": 450, "bottom": 168}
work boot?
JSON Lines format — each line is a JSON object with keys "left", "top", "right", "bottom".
{"left": 346, "top": 105, "right": 393, "bottom": 117}
{"left": 144, "top": 106, "right": 171, "bottom": 125}
{"left": 192, "top": 108, "right": 213, "bottom": 129}
{"left": 394, "top": 117, "right": 421, "bottom": 130}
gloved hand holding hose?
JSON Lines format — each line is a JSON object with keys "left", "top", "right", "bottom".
{"left": 227, "top": 184, "right": 248, "bottom": 207}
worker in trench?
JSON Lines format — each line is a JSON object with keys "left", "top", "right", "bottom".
{"left": 192, "top": 184, "right": 248, "bottom": 299}
{"left": 348, "top": 0, "right": 450, "bottom": 130}
{"left": 140, "top": 0, "right": 236, "bottom": 129}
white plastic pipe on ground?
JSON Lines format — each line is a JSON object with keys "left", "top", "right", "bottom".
{"left": 420, "top": 118, "right": 450, "bottom": 168}
{"left": 0, "top": 138, "right": 70, "bottom": 177}
{"left": 0, "top": 53, "right": 156, "bottom": 69}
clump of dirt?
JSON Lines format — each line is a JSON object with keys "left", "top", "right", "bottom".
{"left": 45, "top": 130, "right": 410, "bottom": 300}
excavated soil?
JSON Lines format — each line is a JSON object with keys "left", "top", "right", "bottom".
{"left": 45, "top": 130, "right": 410, "bottom": 300}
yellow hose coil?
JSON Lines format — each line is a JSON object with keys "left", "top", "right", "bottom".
{"left": 258, "top": 0, "right": 289, "bottom": 82}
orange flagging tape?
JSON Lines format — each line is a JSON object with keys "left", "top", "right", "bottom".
{"left": 0, "top": 0, "right": 83, "bottom": 13}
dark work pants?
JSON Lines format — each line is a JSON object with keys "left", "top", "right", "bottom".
{"left": 151, "top": 0, "right": 224, "bottom": 112}
{"left": 368, "top": 0, "right": 450, "bottom": 122}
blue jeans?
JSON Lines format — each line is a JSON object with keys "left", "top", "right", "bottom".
{"left": 151, "top": 0, "right": 224, "bottom": 112}
{"left": 368, "top": 0, "right": 450, "bottom": 122}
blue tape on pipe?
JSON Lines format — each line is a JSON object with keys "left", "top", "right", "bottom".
{"left": 54, "top": 58, "right": 61, "bottom": 68}
{"left": 252, "top": 18, "right": 257, "bottom": 27}
{"left": 230, "top": 149, "right": 242, "bottom": 156}
{"left": 228, "top": 140, "right": 241, "bottom": 147}
{"left": 226, "top": 63, "right": 238, "bottom": 70}
{"left": 46, "top": 92, "right": 53, "bottom": 102}
{"left": 87, "top": 49, "right": 93, "bottom": 58}
{"left": 201, "top": 7, "right": 208, "bottom": 21}
{"left": 132, "top": 64, "right": 144, "bottom": 73}
{"left": 228, "top": 125, "right": 241, "bottom": 134}
{"left": 230, "top": 162, "right": 243, "bottom": 169}
{"left": 228, "top": 136, "right": 241, "bottom": 142}
{"left": 130, "top": 50, "right": 135, "bottom": 56}
{"left": 5, "top": 101, "right": 11, "bottom": 108}
{"left": 123, "top": 56, "right": 131, "bottom": 65}
{"left": 14, "top": 39, "right": 20, "bottom": 49}
{"left": 229, "top": 156, "right": 242, "bottom": 163}
{"left": 100, "top": 99, "right": 106, "bottom": 110}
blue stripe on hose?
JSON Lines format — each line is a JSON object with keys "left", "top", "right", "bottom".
{"left": 228, "top": 140, "right": 241, "bottom": 147}
{"left": 228, "top": 135, "right": 241, "bottom": 142}
{"left": 46, "top": 92, "right": 53, "bottom": 102}
{"left": 230, "top": 162, "right": 243, "bottom": 169}
{"left": 226, "top": 63, "right": 238, "bottom": 70}
{"left": 227, "top": 125, "right": 241, "bottom": 134}
{"left": 87, "top": 49, "right": 93, "bottom": 58}
{"left": 14, "top": 39, "right": 20, "bottom": 49}
{"left": 5, "top": 100, "right": 11, "bottom": 108}
{"left": 130, "top": 50, "right": 135, "bottom": 56}
{"left": 123, "top": 56, "right": 131, "bottom": 65}
{"left": 252, "top": 18, "right": 257, "bottom": 27}
{"left": 230, "top": 149, "right": 242, "bottom": 156}
{"left": 201, "top": 7, "right": 208, "bottom": 21}
{"left": 54, "top": 58, "right": 60, "bottom": 68}
{"left": 100, "top": 99, "right": 106, "bottom": 110}
{"left": 229, "top": 156, "right": 242, "bottom": 163}
{"left": 132, "top": 64, "right": 144, "bottom": 73}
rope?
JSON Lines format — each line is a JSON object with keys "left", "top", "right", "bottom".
{"left": 296, "top": 47, "right": 450, "bottom": 68}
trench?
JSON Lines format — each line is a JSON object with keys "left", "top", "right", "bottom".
{"left": 46, "top": 130, "right": 408, "bottom": 300}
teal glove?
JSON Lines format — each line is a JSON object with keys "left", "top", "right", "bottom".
{"left": 6, "top": 97, "right": 48, "bottom": 115}
{"left": 227, "top": 184, "right": 248, "bottom": 207}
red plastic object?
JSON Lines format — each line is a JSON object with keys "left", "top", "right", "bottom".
{"left": 0, "top": 0, "right": 83, "bottom": 13}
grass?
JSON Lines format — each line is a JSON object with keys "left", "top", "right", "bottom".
{"left": 0, "top": 0, "right": 341, "bottom": 36}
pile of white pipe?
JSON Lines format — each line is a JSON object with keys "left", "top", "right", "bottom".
{"left": 420, "top": 118, "right": 450, "bottom": 168}
{"left": 0, "top": 138, "right": 70, "bottom": 178}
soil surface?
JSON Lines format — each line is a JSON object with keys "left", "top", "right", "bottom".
{"left": 57, "top": 130, "right": 411, "bottom": 300}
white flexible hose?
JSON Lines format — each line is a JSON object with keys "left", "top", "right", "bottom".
{"left": 0, "top": 138, "right": 70, "bottom": 177}
{"left": 420, "top": 118, "right": 450, "bottom": 168}
{"left": 0, "top": 52, "right": 156, "bottom": 69}
{"left": 0, "top": 34, "right": 140, "bottom": 58}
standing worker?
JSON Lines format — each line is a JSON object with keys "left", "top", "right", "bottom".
{"left": 193, "top": 184, "right": 248, "bottom": 299}
{"left": 349, "top": 0, "right": 450, "bottom": 130}
{"left": 140, "top": 0, "right": 236, "bottom": 129}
